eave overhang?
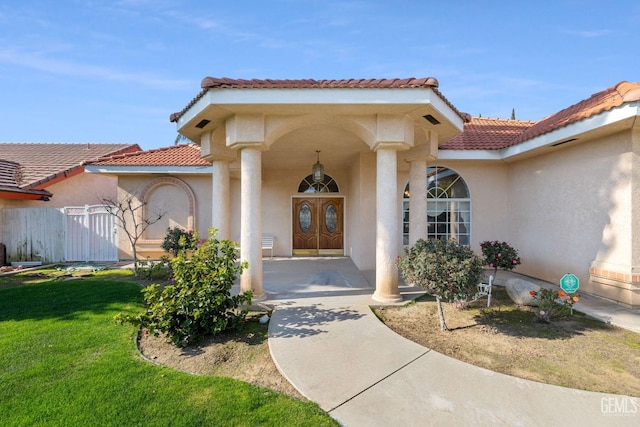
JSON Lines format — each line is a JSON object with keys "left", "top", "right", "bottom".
{"left": 0, "top": 187, "right": 52, "bottom": 201}
{"left": 174, "top": 87, "right": 465, "bottom": 145}
{"left": 85, "top": 165, "right": 213, "bottom": 175}
{"left": 438, "top": 103, "right": 640, "bottom": 162}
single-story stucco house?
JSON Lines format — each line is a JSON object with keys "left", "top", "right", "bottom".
{"left": 0, "top": 143, "right": 140, "bottom": 209}
{"left": 0, "top": 143, "right": 140, "bottom": 263}
{"left": 2, "top": 79, "right": 638, "bottom": 308}
{"left": 83, "top": 78, "right": 640, "bottom": 308}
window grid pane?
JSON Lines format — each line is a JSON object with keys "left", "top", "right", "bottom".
{"left": 403, "top": 168, "right": 471, "bottom": 247}
{"left": 298, "top": 174, "right": 339, "bottom": 193}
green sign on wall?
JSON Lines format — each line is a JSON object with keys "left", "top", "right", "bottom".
{"left": 560, "top": 274, "right": 580, "bottom": 293}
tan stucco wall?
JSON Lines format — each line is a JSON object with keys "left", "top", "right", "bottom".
{"left": 348, "top": 152, "right": 377, "bottom": 271}
{"left": 0, "top": 173, "right": 117, "bottom": 209}
{"left": 632, "top": 124, "right": 640, "bottom": 271}
{"left": 261, "top": 168, "right": 299, "bottom": 256}
{"left": 115, "top": 174, "right": 212, "bottom": 260}
{"left": 230, "top": 176, "right": 241, "bottom": 243}
{"left": 506, "top": 130, "right": 635, "bottom": 304}
{"left": 434, "top": 133, "right": 638, "bottom": 307}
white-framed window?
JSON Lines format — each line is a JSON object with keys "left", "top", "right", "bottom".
{"left": 298, "top": 174, "right": 339, "bottom": 193}
{"left": 403, "top": 166, "right": 471, "bottom": 246}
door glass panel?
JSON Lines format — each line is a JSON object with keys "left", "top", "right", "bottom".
{"left": 325, "top": 204, "right": 337, "bottom": 233}
{"left": 299, "top": 204, "right": 312, "bottom": 232}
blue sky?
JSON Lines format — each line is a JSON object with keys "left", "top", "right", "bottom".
{"left": 1, "top": 0, "right": 638, "bottom": 151}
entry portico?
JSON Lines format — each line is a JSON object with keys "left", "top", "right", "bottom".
{"left": 171, "top": 78, "right": 465, "bottom": 302}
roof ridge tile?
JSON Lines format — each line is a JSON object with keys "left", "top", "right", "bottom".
{"left": 173, "top": 76, "right": 446, "bottom": 123}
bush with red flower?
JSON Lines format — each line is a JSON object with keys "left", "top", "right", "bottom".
{"left": 480, "top": 240, "right": 521, "bottom": 279}
{"left": 529, "top": 288, "right": 580, "bottom": 323}
{"left": 161, "top": 226, "right": 198, "bottom": 256}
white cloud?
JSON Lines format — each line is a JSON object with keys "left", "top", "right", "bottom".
{"left": 162, "top": 10, "right": 257, "bottom": 42}
{"left": 0, "top": 47, "right": 190, "bottom": 90}
{"left": 562, "top": 29, "right": 614, "bottom": 38}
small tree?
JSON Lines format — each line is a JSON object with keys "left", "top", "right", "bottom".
{"left": 116, "top": 228, "right": 252, "bottom": 347}
{"left": 480, "top": 240, "right": 521, "bottom": 280}
{"left": 101, "top": 194, "right": 165, "bottom": 276}
{"left": 397, "top": 238, "right": 484, "bottom": 332}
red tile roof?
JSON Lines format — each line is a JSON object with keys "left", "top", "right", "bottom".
{"left": 200, "top": 77, "right": 440, "bottom": 89}
{"left": 441, "top": 81, "right": 640, "bottom": 150}
{"left": 0, "top": 159, "right": 21, "bottom": 188}
{"left": 440, "top": 117, "right": 535, "bottom": 150}
{"left": 0, "top": 143, "right": 140, "bottom": 188}
{"left": 508, "top": 81, "right": 640, "bottom": 147}
{"left": 90, "top": 144, "right": 211, "bottom": 167}
{"left": 170, "top": 77, "right": 465, "bottom": 123}
{"left": 0, "top": 159, "right": 52, "bottom": 199}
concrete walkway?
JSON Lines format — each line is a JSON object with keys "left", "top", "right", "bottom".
{"left": 260, "top": 257, "right": 640, "bottom": 426}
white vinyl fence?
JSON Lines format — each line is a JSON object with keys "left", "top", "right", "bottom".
{"left": 63, "top": 205, "right": 118, "bottom": 262}
{"left": 1, "top": 205, "right": 118, "bottom": 264}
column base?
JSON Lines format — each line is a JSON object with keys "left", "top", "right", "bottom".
{"left": 251, "top": 291, "right": 267, "bottom": 303}
{"left": 372, "top": 291, "right": 403, "bottom": 304}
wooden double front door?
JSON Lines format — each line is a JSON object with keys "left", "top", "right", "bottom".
{"left": 292, "top": 197, "right": 344, "bottom": 255}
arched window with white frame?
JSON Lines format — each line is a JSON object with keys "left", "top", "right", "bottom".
{"left": 297, "top": 174, "right": 339, "bottom": 193}
{"left": 403, "top": 166, "right": 471, "bottom": 246}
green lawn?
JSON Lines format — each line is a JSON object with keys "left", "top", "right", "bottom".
{"left": 0, "top": 272, "right": 337, "bottom": 426}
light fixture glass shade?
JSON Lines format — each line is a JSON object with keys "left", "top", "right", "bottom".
{"left": 312, "top": 150, "right": 325, "bottom": 183}
{"left": 312, "top": 161, "right": 325, "bottom": 183}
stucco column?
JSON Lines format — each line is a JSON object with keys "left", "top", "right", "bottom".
{"left": 211, "top": 159, "right": 230, "bottom": 240}
{"left": 373, "top": 146, "right": 403, "bottom": 303}
{"left": 240, "top": 147, "right": 265, "bottom": 301}
{"left": 409, "top": 158, "right": 428, "bottom": 245}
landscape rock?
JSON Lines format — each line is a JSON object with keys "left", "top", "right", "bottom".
{"left": 505, "top": 278, "right": 541, "bottom": 306}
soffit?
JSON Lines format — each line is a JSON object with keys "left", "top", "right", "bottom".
{"left": 262, "top": 124, "right": 369, "bottom": 172}
{"left": 172, "top": 78, "right": 466, "bottom": 146}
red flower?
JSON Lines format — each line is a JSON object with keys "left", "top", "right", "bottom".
{"left": 529, "top": 290, "right": 536, "bottom": 296}
{"left": 558, "top": 290, "right": 566, "bottom": 297}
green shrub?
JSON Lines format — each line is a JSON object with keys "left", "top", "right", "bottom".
{"left": 136, "top": 256, "right": 171, "bottom": 280}
{"left": 161, "top": 226, "right": 197, "bottom": 256}
{"left": 117, "top": 228, "right": 252, "bottom": 347}
{"left": 397, "top": 238, "right": 484, "bottom": 331}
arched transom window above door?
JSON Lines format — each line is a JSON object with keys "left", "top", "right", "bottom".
{"left": 403, "top": 166, "right": 471, "bottom": 246}
{"left": 298, "top": 174, "right": 339, "bottom": 193}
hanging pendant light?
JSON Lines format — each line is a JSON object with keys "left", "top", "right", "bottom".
{"left": 312, "top": 150, "right": 325, "bottom": 183}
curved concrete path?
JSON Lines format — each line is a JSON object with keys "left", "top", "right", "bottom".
{"left": 261, "top": 258, "right": 639, "bottom": 426}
